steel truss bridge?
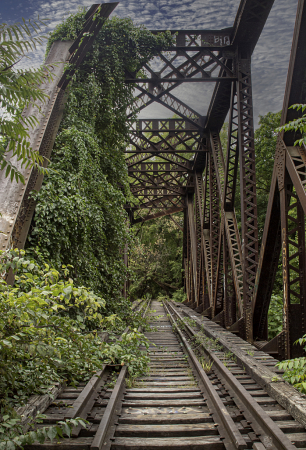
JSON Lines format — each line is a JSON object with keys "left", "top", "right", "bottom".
{"left": 0, "top": 0, "right": 306, "bottom": 362}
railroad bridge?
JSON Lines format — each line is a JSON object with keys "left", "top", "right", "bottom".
{"left": 2, "top": 1, "right": 306, "bottom": 448}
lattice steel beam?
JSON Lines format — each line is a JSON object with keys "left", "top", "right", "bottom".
{"left": 125, "top": 48, "right": 236, "bottom": 83}
{"left": 204, "top": 0, "right": 275, "bottom": 133}
{"left": 131, "top": 87, "right": 205, "bottom": 129}
{"left": 128, "top": 162, "right": 192, "bottom": 173}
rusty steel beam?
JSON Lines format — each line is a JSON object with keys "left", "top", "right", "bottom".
{"left": 252, "top": 0, "right": 306, "bottom": 358}
{"left": 127, "top": 154, "right": 193, "bottom": 170}
{"left": 0, "top": 3, "right": 118, "bottom": 253}
{"left": 150, "top": 29, "right": 233, "bottom": 46}
{"left": 237, "top": 52, "right": 258, "bottom": 341}
{"left": 133, "top": 206, "right": 185, "bottom": 224}
{"left": 187, "top": 193, "right": 198, "bottom": 302}
{"left": 204, "top": 0, "right": 275, "bottom": 133}
{"left": 210, "top": 132, "right": 243, "bottom": 317}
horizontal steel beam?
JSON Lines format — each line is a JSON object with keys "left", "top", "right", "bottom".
{"left": 130, "top": 118, "right": 202, "bottom": 132}
{"left": 126, "top": 77, "right": 236, "bottom": 83}
{"left": 150, "top": 28, "right": 233, "bottom": 48}
{"left": 131, "top": 186, "right": 186, "bottom": 194}
{"left": 129, "top": 167, "right": 191, "bottom": 173}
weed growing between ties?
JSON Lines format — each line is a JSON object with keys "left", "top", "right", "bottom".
{"left": 170, "top": 306, "right": 242, "bottom": 373}
{"left": 199, "top": 357, "right": 214, "bottom": 373}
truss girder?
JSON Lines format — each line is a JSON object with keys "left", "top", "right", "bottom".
{"left": 124, "top": 0, "right": 306, "bottom": 354}
{"left": 251, "top": 0, "right": 306, "bottom": 358}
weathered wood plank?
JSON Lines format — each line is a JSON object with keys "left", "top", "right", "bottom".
{"left": 122, "top": 399, "right": 205, "bottom": 407}
{"left": 119, "top": 413, "right": 213, "bottom": 424}
{"left": 16, "top": 383, "right": 65, "bottom": 428}
{"left": 115, "top": 423, "right": 218, "bottom": 437}
{"left": 124, "top": 392, "right": 202, "bottom": 399}
{"left": 112, "top": 436, "right": 224, "bottom": 449}
{"left": 24, "top": 438, "right": 92, "bottom": 450}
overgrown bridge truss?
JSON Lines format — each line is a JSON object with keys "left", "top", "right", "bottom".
{"left": 0, "top": 0, "right": 306, "bottom": 361}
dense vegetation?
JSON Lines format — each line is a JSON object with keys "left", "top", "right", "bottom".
{"left": 129, "top": 213, "right": 185, "bottom": 301}
{"left": 0, "top": 248, "right": 150, "bottom": 401}
{"left": 26, "top": 11, "right": 173, "bottom": 312}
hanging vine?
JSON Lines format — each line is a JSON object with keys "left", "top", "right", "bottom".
{"left": 26, "top": 10, "right": 173, "bottom": 306}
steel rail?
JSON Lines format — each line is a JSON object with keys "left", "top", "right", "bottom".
{"left": 64, "top": 366, "right": 107, "bottom": 420}
{"left": 166, "top": 301, "right": 297, "bottom": 450}
{"left": 91, "top": 299, "right": 151, "bottom": 449}
{"left": 163, "top": 301, "right": 248, "bottom": 449}
{"left": 61, "top": 299, "right": 149, "bottom": 439}
{"left": 91, "top": 365, "right": 128, "bottom": 450}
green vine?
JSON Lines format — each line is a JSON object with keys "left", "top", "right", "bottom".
{"left": 26, "top": 11, "right": 173, "bottom": 306}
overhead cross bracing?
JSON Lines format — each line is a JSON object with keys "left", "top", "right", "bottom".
{"left": 125, "top": 27, "right": 236, "bottom": 224}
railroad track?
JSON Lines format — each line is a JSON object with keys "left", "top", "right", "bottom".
{"left": 27, "top": 300, "right": 306, "bottom": 450}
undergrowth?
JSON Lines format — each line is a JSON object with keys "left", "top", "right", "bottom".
{"left": 0, "top": 249, "right": 150, "bottom": 409}
{"left": 277, "top": 335, "right": 306, "bottom": 393}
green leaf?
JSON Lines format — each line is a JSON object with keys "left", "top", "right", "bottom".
{"left": 47, "top": 426, "right": 58, "bottom": 441}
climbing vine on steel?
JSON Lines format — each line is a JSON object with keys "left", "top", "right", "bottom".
{"left": 26, "top": 10, "right": 173, "bottom": 307}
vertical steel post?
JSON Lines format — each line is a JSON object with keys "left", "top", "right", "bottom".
{"left": 183, "top": 205, "right": 188, "bottom": 297}
{"left": 237, "top": 52, "right": 258, "bottom": 341}
{"left": 187, "top": 193, "right": 198, "bottom": 304}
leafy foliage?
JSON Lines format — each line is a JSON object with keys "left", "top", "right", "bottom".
{"left": 26, "top": 12, "right": 173, "bottom": 306}
{"left": 277, "top": 104, "right": 306, "bottom": 146}
{"left": 0, "top": 18, "right": 53, "bottom": 183}
{"left": 129, "top": 214, "right": 184, "bottom": 300}
{"left": 267, "top": 294, "right": 283, "bottom": 339}
{"left": 0, "top": 249, "right": 149, "bottom": 409}
{"left": 277, "top": 335, "right": 306, "bottom": 393}
{"left": 0, "top": 414, "right": 86, "bottom": 450}
{"left": 255, "top": 111, "right": 281, "bottom": 241}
